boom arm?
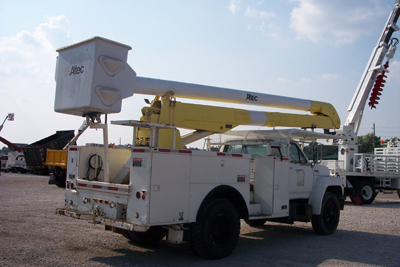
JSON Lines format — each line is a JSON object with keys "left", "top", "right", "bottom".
{"left": 54, "top": 37, "right": 340, "bottom": 135}
{"left": 0, "top": 136, "right": 22, "bottom": 152}
{"left": 344, "top": 2, "right": 399, "bottom": 138}
{"left": 134, "top": 77, "right": 340, "bottom": 128}
{"left": 138, "top": 96, "right": 339, "bottom": 147}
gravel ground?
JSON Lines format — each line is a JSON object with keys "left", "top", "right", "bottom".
{"left": 1, "top": 172, "right": 399, "bottom": 267}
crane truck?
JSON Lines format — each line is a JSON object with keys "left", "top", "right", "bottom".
{"left": 54, "top": 35, "right": 345, "bottom": 259}
{"left": 0, "top": 136, "right": 27, "bottom": 173}
{"left": 203, "top": 1, "right": 400, "bottom": 205}
{"left": 0, "top": 113, "right": 27, "bottom": 173}
{"left": 321, "top": 1, "right": 400, "bottom": 204}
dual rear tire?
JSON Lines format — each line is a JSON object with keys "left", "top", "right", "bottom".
{"left": 354, "top": 180, "right": 377, "bottom": 204}
{"left": 191, "top": 198, "right": 240, "bottom": 260}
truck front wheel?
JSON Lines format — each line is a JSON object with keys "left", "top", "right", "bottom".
{"left": 312, "top": 192, "right": 340, "bottom": 235}
{"left": 191, "top": 198, "right": 240, "bottom": 259}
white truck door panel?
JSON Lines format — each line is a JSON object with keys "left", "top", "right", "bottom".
{"left": 253, "top": 157, "right": 274, "bottom": 215}
{"left": 272, "top": 160, "right": 290, "bottom": 215}
{"left": 149, "top": 153, "right": 190, "bottom": 224}
{"left": 289, "top": 165, "right": 313, "bottom": 198}
{"left": 190, "top": 155, "right": 250, "bottom": 184}
{"left": 253, "top": 157, "right": 289, "bottom": 216}
{"left": 288, "top": 143, "right": 313, "bottom": 199}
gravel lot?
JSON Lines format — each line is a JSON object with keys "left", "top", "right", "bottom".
{"left": 1, "top": 172, "right": 399, "bottom": 267}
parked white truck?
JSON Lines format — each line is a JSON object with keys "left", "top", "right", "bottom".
{"left": 321, "top": 1, "right": 400, "bottom": 204}
{"left": 0, "top": 136, "right": 28, "bottom": 173}
{"left": 58, "top": 121, "right": 345, "bottom": 259}
{"left": 54, "top": 36, "right": 345, "bottom": 259}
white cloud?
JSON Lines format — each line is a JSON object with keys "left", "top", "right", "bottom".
{"left": 301, "top": 77, "right": 312, "bottom": 83}
{"left": 245, "top": 6, "right": 276, "bottom": 18}
{"left": 278, "top": 77, "right": 291, "bottom": 83}
{"left": 0, "top": 15, "right": 71, "bottom": 77}
{"left": 320, "top": 73, "right": 340, "bottom": 80}
{"left": 0, "top": 16, "right": 74, "bottom": 143}
{"left": 290, "top": 0, "right": 388, "bottom": 45}
{"left": 229, "top": 0, "right": 241, "bottom": 14}
{"left": 277, "top": 76, "right": 313, "bottom": 84}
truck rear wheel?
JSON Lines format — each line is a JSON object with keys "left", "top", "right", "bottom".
{"left": 127, "top": 226, "right": 167, "bottom": 246}
{"left": 191, "top": 198, "right": 240, "bottom": 259}
{"left": 355, "top": 180, "right": 377, "bottom": 204}
{"left": 312, "top": 192, "right": 340, "bottom": 235}
{"left": 54, "top": 169, "right": 66, "bottom": 188}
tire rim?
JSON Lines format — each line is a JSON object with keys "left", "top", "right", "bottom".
{"left": 323, "top": 200, "right": 337, "bottom": 229}
{"left": 361, "top": 185, "right": 373, "bottom": 200}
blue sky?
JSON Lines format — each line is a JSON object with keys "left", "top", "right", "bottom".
{"left": 0, "top": 0, "right": 399, "bottom": 147}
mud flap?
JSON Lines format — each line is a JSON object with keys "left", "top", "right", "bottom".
{"left": 346, "top": 180, "right": 362, "bottom": 205}
{"left": 48, "top": 174, "right": 56, "bottom": 184}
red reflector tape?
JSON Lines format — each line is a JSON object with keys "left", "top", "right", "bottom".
{"left": 232, "top": 154, "right": 243, "bottom": 157}
{"left": 133, "top": 149, "right": 146, "bottom": 153}
{"left": 93, "top": 185, "right": 102, "bottom": 189}
{"left": 179, "top": 150, "right": 192, "bottom": 154}
{"left": 282, "top": 157, "right": 289, "bottom": 161}
{"left": 69, "top": 147, "right": 78, "bottom": 151}
{"left": 217, "top": 153, "right": 226, "bottom": 156}
{"left": 108, "top": 187, "right": 119, "bottom": 191}
{"left": 77, "top": 183, "right": 87, "bottom": 187}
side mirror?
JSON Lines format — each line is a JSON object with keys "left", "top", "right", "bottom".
{"left": 312, "top": 142, "right": 322, "bottom": 165}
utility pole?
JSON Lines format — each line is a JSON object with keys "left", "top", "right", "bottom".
{"left": 372, "top": 123, "right": 376, "bottom": 150}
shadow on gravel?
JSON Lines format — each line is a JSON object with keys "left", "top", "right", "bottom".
{"left": 89, "top": 223, "right": 400, "bottom": 267}
{"left": 345, "top": 200, "right": 400, "bottom": 209}
{"left": 90, "top": 244, "right": 205, "bottom": 266}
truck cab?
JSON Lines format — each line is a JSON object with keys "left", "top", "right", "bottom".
{"left": 217, "top": 131, "right": 343, "bottom": 225}
{"left": 222, "top": 139, "right": 319, "bottom": 199}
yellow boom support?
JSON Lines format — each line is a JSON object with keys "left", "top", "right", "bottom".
{"left": 138, "top": 97, "right": 340, "bottom": 148}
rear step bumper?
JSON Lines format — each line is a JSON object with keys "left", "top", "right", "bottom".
{"left": 56, "top": 208, "right": 148, "bottom": 232}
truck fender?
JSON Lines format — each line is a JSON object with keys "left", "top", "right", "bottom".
{"left": 196, "top": 185, "right": 249, "bottom": 221}
{"left": 309, "top": 176, "right": 344, "bottom": 215}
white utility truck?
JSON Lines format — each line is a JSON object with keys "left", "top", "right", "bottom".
{"left": 0, "top": 136, "right": 27, "bottom": 173}
{"left": 321, "top": 1, "right": 400, "bottom": 204}
{"left": 54, "top": 36, "right": 344, "bottom": 259}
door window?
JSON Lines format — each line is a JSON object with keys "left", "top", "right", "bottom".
{"left": 288, "top": 143, "right": 308, "bottom": 164}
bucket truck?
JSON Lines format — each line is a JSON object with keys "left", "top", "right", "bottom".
{"left": 0, "top": 114, "right": 27, "bottom": 173}
{"left": 54, "top": 35, "right": 345, "bottom": 259}
{"left": 0, "top": 136, "right": 28, "bottom": 173}
{"left": 322, "top": 1, "right": 400, "bottom": 204}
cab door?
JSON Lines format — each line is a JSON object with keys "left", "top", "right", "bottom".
{"left": 288, "top": 142, "right": 313, "bottom": 199}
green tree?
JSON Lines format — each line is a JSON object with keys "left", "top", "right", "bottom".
{"left": 357, "top": 133, "right": 381, "bottom": 153}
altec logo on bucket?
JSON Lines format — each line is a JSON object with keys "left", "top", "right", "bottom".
{"left": 65, "top": 65, "right": 84, "bottom": 77}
